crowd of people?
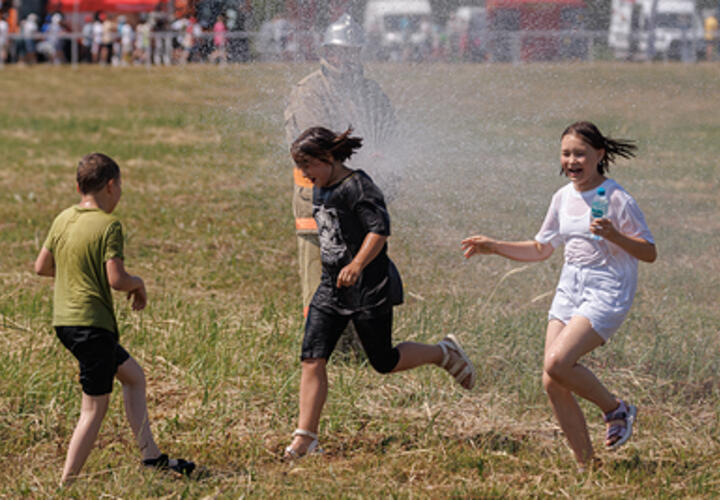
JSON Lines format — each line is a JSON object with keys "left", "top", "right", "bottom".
{"left": 0, "top": 9, "right": 251, "bottom": 66}
{"left": 0, "top": 7, "right": 606, "bottom": 67}
{"left": 3, "top": 9, "right": 720, "bottom": 67}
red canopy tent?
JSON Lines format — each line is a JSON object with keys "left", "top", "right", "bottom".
{"left": 47, "top": 0, "right": 168, "bottom": 14}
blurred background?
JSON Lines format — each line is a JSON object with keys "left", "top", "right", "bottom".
{"left": 1, "top": 0, "right": 719, "bottom": 65}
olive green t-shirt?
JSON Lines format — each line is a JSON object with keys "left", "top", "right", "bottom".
{"left": 43, "top": 206, "right": 124, "bottom": 335}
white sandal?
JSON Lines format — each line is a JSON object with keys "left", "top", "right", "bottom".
{"left": 284, "top": 429, "right": 322, "bottom": 460}
{"left": 438, "top": 334, "right": 476, "bottom": 390}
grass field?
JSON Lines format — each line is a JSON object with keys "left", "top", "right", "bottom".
{"left": 1, "top": 61, "right": 719, "bottom": 498}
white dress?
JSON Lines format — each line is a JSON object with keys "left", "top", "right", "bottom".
{"left": 535, "top": 179, "right": 654, "bottom": 341}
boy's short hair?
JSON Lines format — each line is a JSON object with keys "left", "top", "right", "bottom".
{"left": 77, "top": 153, "right": 120, "bottom": 194}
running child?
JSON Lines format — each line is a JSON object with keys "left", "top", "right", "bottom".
{"left": 284, "top": 126, "right": 476, "bottom": 458}
{"left": 34, "top": 153, "right": 195, "bottom": 484}
{"left": 461, "top": 121, "right": 656, "bottom": 469}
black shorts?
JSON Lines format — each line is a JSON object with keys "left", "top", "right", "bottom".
{"left": 55, "top": 326, "right": 130, "bottom": 396}
{"left": 302, "top": 306, "right": 400, "bottom": 374}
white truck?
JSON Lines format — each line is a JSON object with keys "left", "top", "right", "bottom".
{"left": 364, "top": 0, "right": 433, "bottom": 60}
{"left": 608, "top": 0, "right": 704, "bottom": 60}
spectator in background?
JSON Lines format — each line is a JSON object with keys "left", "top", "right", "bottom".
{"left": 258, "top": 16, "right": 292, "bottom": 61}
{"left": 20, "top": 13, "right": 38, "bottom": 65}
{"left": 705, "top": 12, "right": 718, "bottom": 61}
{"left": 80, "top": 14, "right": 93, "bottom": 63}
{"left": 91, "top": 12, "right": 104, "bottom": 63}
{"left": 179, "top": 15, "right": 197, "bottom": 64}
{"left": 152, "top": 13, "right": 171, "bottom": 66}
{"left": 169, "top": 14, "right": 186, "bottom": 63}
{"left": 0, "top": 10, "right": 8, "bottom": 66}
{"left": 119, "top": 15, "right": 134, "bottom": 65}
{"left": 229, "top": 0, "right": 250, "bottom": 62}
{"left": 100, "top": 12, "right": 115, "bottom": 65}
{"left": 134, "top": 14, "right": 151, "bottom": 65}
{"left": 210, "top": 13, "right": 227, "bottom": 64}
{"left": 6, "top": 1, "right": 19, "bottom": 62}
{"left": 188, "top": 17, "right": 204, "bottom": 62}
{"left": 40, "top": 12, "right": 64, "bottom": 64}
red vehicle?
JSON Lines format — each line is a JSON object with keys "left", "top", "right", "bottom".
{"left": 485, "top": 0, "right": 587, "bottom": 61}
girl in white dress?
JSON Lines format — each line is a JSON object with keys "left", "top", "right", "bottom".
{"left": 461, "top": 121, "right": 656, "bottom": 469}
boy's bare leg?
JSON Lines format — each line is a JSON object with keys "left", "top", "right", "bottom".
{"left": 61, "top": 393, "right": 110, "bottom": 484}
{"left": 115, "top": 357, "right": 161, "bottom": 460}
{"left": 287, "top": 358, "right": 327, "bottom": 454}
{"left": 391, "top": 342, "right": 443, "bottom": 372}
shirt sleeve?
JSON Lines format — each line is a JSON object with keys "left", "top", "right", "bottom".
{"left": 352, "top": 175, "right": 390, "bottom": 236}
{"left": 534, "top": 190, "right": 563, "bottom": 248}
{"left": 616, "top": 195, "right": 654, "bottom": 244}
{"left": 42, "top": 219, "right": 57, "bottom": 253}
{"left": 104, "top": 220, "right": 125, "bottom": 262}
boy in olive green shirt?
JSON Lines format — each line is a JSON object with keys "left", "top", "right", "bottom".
{"left": 35, "top": 153, "right": 194, "bottom": 484}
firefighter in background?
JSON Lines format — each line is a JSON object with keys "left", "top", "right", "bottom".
{"left": 284, "top": 13, "right": 397, "bottom": 334}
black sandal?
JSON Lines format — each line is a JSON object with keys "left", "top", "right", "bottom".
{"left": 142, "top": 453, "right": 195, "bottom": 476}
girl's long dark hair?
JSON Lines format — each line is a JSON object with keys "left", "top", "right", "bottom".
{"left": 291, "top": 126, "right": 363, "bottom": 164}
{"left": 562, "top": 121, "right": 637, "bottom": 175}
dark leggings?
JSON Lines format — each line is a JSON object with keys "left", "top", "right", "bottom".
{"left": 301, "top": 306, "right": 400, "bottom": 374}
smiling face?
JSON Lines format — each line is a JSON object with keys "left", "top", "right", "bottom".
{"left": 560, "top": 133, "right": 606, "bottom": 191}
{"left": 295, "top": 154, "right": 336, "bottom": 187}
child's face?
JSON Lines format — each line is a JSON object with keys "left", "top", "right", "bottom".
{"left": 560, "top": 133, "right": 605, "bottom": 190}
{"left": 295, "top": 155, "right": 335, "bottom": 187}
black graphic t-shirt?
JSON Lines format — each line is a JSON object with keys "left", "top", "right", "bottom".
{"left": 311, "top": 169, "right": 391, "bottom": 317}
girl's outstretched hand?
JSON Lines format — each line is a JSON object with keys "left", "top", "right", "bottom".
{"left": 461, "top": 235, "right": 496, "bottom": 258}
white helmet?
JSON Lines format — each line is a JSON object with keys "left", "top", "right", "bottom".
{"left": 322, "top": 13, "right": 364, "bottom": 48}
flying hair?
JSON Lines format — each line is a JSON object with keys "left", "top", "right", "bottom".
{"left": 561, "top": 121, "right": 637, "bottom": 175}
{"left": 291, "top": 126, "right": 363, "bottom": 165}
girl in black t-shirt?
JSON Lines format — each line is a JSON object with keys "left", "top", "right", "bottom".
{"left": 284, "top": 126, "right": 477, "bottom": 459}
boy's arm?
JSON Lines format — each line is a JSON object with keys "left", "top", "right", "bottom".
{"left": 34, "top": 247, "right": 55, "bottom": 277}
{"left": 106, "top": 257, "right": 147, "bottom": 311}
{"left": 337, "top": 232, "right": 387, "bottom": 288}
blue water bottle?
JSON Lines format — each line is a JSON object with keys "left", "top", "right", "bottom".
{"left": 590, "top": 187, "right": 608, "bottom": 240}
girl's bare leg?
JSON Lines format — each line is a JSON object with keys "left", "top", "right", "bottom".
{"left": 287, "top": 358, "right": 328, "bottom": 454}
{"left": 544, "top": 317, "right": 617, "bottom": 411}
{"left": 391, "top": 342, "right": 443, "bottom": 372}
{"left": 542, "top": 318, "right": 618, "bottom": 466}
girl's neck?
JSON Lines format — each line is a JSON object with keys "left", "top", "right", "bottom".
{"left": 572, "top": 175, "right": 606, "bottom": 193}
{"left": 327, "top": 164, "right": 352, "bottom": 186}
